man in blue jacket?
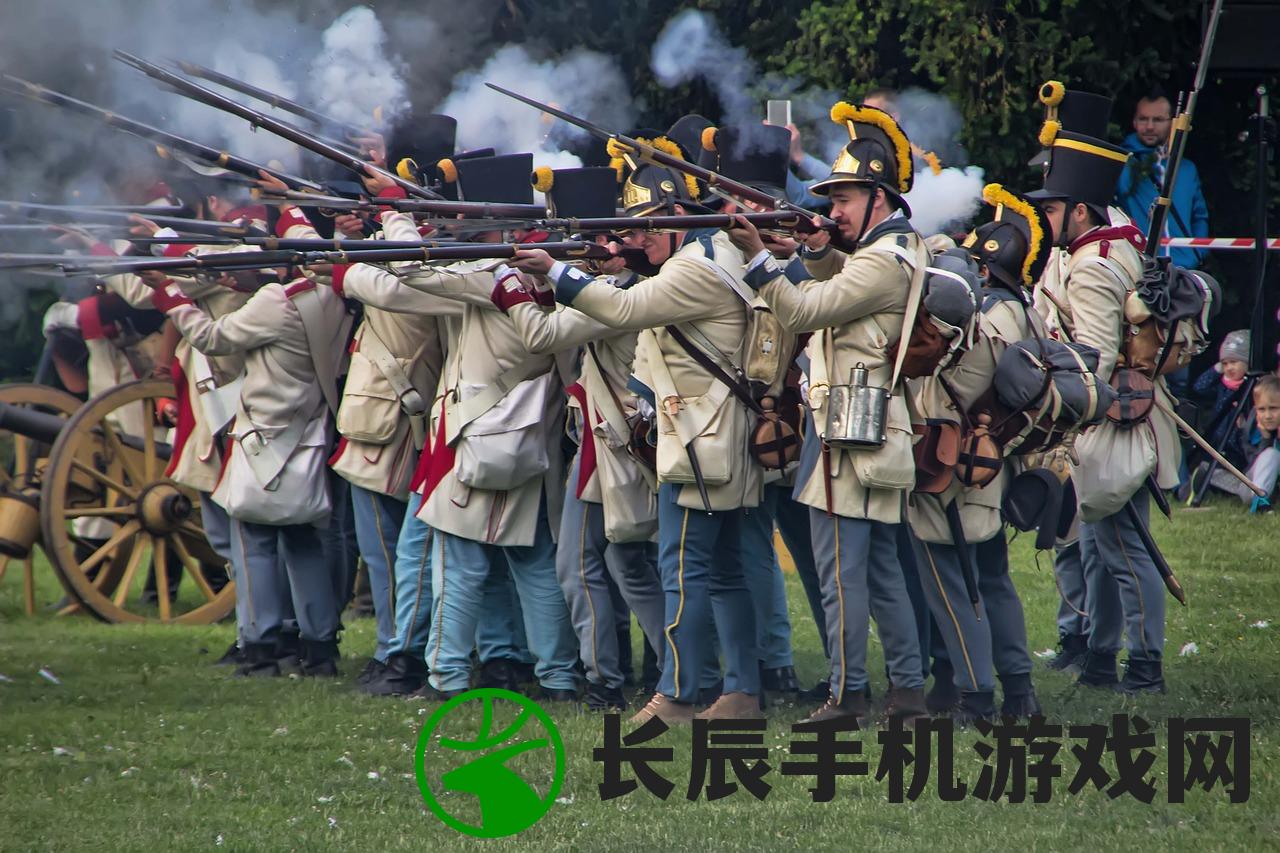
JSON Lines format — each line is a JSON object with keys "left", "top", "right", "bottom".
{"left": 1115, "top": 88, "right": 1210, "bottom": 269}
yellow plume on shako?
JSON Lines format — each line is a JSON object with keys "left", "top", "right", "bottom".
{"left": 396, "top": 157, "right": 419, "bottom": 182}
{"left": 1038, "top": 119, "right": 1061, "bottom": 149}
{"left": 981, "top": 182, "right": 1045, "bottom": 286}
{"left": 1039, "top": 81, "right": 1066, "bottom": 108}
{"left": 531, "top": 166, "right": 555, "bottom": 193}
{"left": 700, "top": 126, "right": 719, "bottom": 152}
{"left": 436, "top": 158, "right": 458, "bottom": 184}
{"left": 828, "top": 101, "right": 912, "bottom": 193}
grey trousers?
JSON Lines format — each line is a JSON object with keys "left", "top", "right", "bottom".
{"left": 915, "top": 539, "right": 995, "bottom": 693}
{"left": 556, "top": 461, "right": 664, "bottom": 688}
{"left": 229, "top": 518, "right": 341, "bottom": 644}
{"left": 1054, "top": 541, "right": 1090, "bottom": 638}
{"left": 809, "top": 510, "right": 924, "bottom": 700}
{"left": 975, "top": 533, "right": 1033, "bottom": 679}
{"left": 741, "top": 484, "right": 796, "bottom": 669}
{"left": 1079, "top": 491, "right": 1165, "bottom": 659}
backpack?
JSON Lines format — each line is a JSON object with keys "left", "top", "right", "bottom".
{"left": 1122, "top": 258, "right": 1221, "bottom": 377}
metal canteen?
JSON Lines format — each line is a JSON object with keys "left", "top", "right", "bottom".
{"left": 824, "top": 363, "right": 888, "bottom": 448}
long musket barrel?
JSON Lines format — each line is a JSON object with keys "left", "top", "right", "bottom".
{"left": 113, "top": 51, "right": 441, "bottom": 201}
{"left": 0, "top": 201, "right": 256, "bottom": 237}
{"left": 0, "top": 200, "right": 187, "bottom": 217}
{"left": 173, "top": 60, "right": 370, "bottom": 140}
{"left": 3, "top": 241, "right": 625, "bottom": 276}
{"left": 1144, "top": 0, "right": 1225, "bottom": 256}
{"left": 0, "top": 76, "right": 325, "bottom": 193}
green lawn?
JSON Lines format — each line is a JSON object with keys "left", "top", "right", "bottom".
{"left": 1, "top": 503, "right": 1277, "bottom": 851}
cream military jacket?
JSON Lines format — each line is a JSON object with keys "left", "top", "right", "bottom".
{"left": 1045, "top": 228, "right": 1182, "bottom": 491}
{"left": 908, "top": 289, "right": 1041, "bottom": 544}
{"left": 325, "top": 214, "right": 447, "bottom": 500}
{"left": 505, "top": 275, "right": 649, "bottom": 502}
{"left": 340, "top": 232, "right": 564, "bottom": 548}
{"left": 744, "top": 215, "right": 921, "bottom": 523}
{"left": 546, "top": 229, "right": 761, "bottom": 512}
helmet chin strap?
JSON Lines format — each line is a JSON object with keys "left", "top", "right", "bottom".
{"left": 854, "top": 184, "right": 878, "bottom": 249}
{"left": 1057, "top": 197, "right": 1075, "bottom": 249}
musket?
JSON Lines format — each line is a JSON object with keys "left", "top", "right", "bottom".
{"left": 1124, "top": 501, "right": 1187, "bottom": 605}
{"left": 1144, "top": 0, "right": 1225, "bottom": 256}
{"left": 257, "top": 190, "right": 839, "bottom": 239}
{"left": 0, "top": 75, "right": 325, "bottom": 193}
{"left": 0, "top": 200, "right": 187, "bottom": 217}
{"left": 0, "top": 201, "right": 257, "bottom": 237}
{"left": 113, "top": 51, "right": 441, "bottom": 201}
{"left": 944, "top": 500, "right": 982, "bottom": 618}
{"left": 4, "top": 241, "right": 626, "bottom": 276}
{"left": 173, "top": 60, "right": 370, "bottom": 140}
{"left": 486, "top": 83, "right": 831, "bottom": 222}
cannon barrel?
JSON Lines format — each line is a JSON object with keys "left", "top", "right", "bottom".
{"left": 0, "top": 401, "right": 172, "bottom": 459}
{"left": 0, "top": 400, "right": 68, "bottom": 444}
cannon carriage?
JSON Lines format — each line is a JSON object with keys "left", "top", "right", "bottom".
{"left": 0, "top": 378, "right": 234, "bottom": 623}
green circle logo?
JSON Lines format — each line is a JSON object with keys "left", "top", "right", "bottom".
{"left": 414, "top": 688, "right": 566, "bottom": 838}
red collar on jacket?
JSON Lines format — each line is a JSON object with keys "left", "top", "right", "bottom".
{"left": 1069, "top": 224, "right": 1144, "bottom": 255}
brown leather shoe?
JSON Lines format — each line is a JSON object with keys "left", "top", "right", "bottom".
{"left": 883, "top": 686, "right": 930, "bottom": 726}
{"left": 629, "top": 693, "right": 695, "bottom": 726}
{"left": 694, "top": 691, "right": 764, "bottom": 721}
{"left": 805, "top": 691, "right": 870, "bottom": 724}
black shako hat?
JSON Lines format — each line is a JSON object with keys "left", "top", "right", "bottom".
{"left": 532, "top": 166, "right": 619, "bottom": 219}
{"left": 701, "top": 123, "right": 792, "bottom": 198}
{"left": 440, "top": 152, "right": 535, "bottom": 204}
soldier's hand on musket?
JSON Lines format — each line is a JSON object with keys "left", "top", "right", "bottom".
{"left": 334, "top": 214, "right": 366, "bottom": 239}
{"left": 137, "top": 269, "right": 169, "bottom": 289}
{"left": 802, "top": 215, "right": 831, "bottom": 251}
{"left": 726, "top": 214, "right": 767, "bottom": 258}
{"left": 762, "top": 233, "right": 800, "bottom": 258}
{"left": 361, "top": 164, "right": 397, "bottom": 196}
{"left": 254, "top": 170, "right": 290, "bottom": 197}
{"left": 510, "top": 247, "right": 555, "bottom": 276}
{"left": 127, "top": 214, "right": 161, "bottom": 237}
{"left": 303, "top": 262, "right": 335, "bottom": 288}
{"left": 351, "top": 132, "right": 387, "bottom": 168}
{"left": 591, "top": 235, "right": 628, "bottom": 276}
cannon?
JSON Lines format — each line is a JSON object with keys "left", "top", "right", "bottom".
{"left": 0, "top": 379, "right": 234, "bottom": 623}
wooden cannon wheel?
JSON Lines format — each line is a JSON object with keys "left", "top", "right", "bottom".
{"left": 40, "top": 379, "right": 235, "bottom": 624}
{"left": 0, "top": 383, "right": 131, "bottom": 615}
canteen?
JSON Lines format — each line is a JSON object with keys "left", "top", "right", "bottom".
{"left": 824, "top": 364, "right": 888, "bottom": 449}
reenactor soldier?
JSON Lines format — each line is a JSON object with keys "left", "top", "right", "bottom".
{"left": 323, "top": 115, "right": 455, "bottom": 694}
{"left": 499, "top": 165, "right": 666, "bottom": 711}
{"left": 338, "top": 152, "right": 581, "bottom": 700}
{"left": 908, "top": 184, "right": 1052, "bottom": 722}
{"left": 1028, "top": 82, "right": 1116, "bottom": 675}
{"left": 512, "top": 137, "right": 765, "bottom": 724}
{"left": 1027, "top": 123, "right": 1182, "bottom": 694}
{"left": 726, "top": 103, "right": 929, "bottom": 725}
{"left": 142, "top": 202, "right": 352, "bottom": 677}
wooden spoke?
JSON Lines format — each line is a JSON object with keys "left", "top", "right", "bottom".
{"left": 154, "top": 537, "right": 171, "bottom": 621}
{"left": 70, "top": 458, "right": 139, "bottom": 502}
{"left": 0, "top": 555, "right": 8, "bottom": 585}
{"left": 169, "top": 535, "right": 216, "bottom": 602}
{"left": 78, "top": 519, "right": 140, "bottom": 575}
{"left": 99, "top": 421, "right": 146, "bottom": 487}
{"left": 111, "top": 534, "right": 149, "bottom": 608}
{"left": 142, "top": 399, "right": 158, "bottom": 481}
{"left": 64, "top": 504, "right": 137, "bottom": 519}
{"left": 22, "top": 556, "right": 34, "bottom": 617}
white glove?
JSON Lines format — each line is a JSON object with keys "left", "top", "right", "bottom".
{"left": 798, "top": 373, "right": 810, "bottom": 406}
{"left": 42, "top": 301, "right": 79, "bottom": 337}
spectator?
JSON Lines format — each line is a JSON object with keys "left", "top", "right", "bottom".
{"left": 1115, "top": 86, "right": 1210, "bottom": 269}
{"left": 1191, "top": 329, "right": 1252, "bottom": 455}
{"left": 1207, "top": 375, "right": 1280, "bottom": 512}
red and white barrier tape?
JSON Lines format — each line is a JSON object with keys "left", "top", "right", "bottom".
{"left": 1162, "top": 237, "right": 1280, "bottom": 251}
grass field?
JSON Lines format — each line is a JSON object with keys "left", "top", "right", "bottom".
{"left": 1, "top": 503, "right": 1277, "bottom": 851}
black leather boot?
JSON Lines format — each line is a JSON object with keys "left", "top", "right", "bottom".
{"left": 361, "top": 653, "right": 427, "bottom": 696}
{"left": 926, "top": 660, "right": 960, "bottom": 714}
{"left": 214, "top": 641, "right": 245, "bottom": 667}
{"left": 1047, "top": 633, "right": 1088, "bottom": 674}
{"left": 1119, "top": 656, "right": 1167, "bottom": 694}
{"left": 1076, "top": 650, "right": 1120, "bottom": 690}
{"left": 999, "top": 673, "right": 1043, "bottom": 719}
{"left": 585, "top": 681, "right": 627, "bottom": 711}
{"left": 299, "top": 639, "right": 340, "bottom": 677}
{"left": 762, "top": 665, "right": 801, "bottom": 694}
{"left": 477, "top": 658, "right": 523, "bottom": 692}
{"left": 951, "top": 690, "right": 997, "bottom": 726}
{"left": 234, "top": 642, "right": 281, "bottom": 678}
{"left": 275, "top": 631, "right": 302, "bottom": 674}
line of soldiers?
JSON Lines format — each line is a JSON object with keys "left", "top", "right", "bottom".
{"left": 46, "top": 79, "right": 1202, "bottom": 724}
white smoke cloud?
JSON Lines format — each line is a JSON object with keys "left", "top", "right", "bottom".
{"left": 904, "top": 165, "right": 986, "bottom": 237}
{"left": 436, "top": 44, "right": 635, "bottom": 173}
{"left": 306, "top": 6, "right": 411, "bottom": 130}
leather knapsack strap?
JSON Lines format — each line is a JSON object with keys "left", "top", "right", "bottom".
{"left": 665, "top": 325, "right": 763, "bottom": 416}
{"left": 887, "top": 239, "right": 929, "bottom": 391}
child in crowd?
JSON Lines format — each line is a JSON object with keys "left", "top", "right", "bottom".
{"left": 1191, "top": 329, "right": 1251, "bottom": 465}
{"left": 1206, "top": 375, "right": 1280, "bottom": 512}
